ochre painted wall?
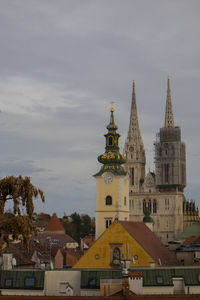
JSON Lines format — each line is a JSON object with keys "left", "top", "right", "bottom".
{"left": 96, "top": 174, "right": 129, "bottom": 239}
{"left": 74, "top": 222, "right": 156, "bottom": 269}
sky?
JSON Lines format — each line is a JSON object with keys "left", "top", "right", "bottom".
{"left": 0, "top": 0, "right": 200, "bottom": 217}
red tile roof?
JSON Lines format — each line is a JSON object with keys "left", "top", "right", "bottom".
{"left": 34, "top": 220, "right": 48, "bottom": 228}
{"left": 183, "top": 236, "right": 199, "bottom": 245}
{"left": 83, "top": 235, "right": 95, "bottom": 248}
{"left": 63, "top": 248, "right": 83, "bottom": 267}
{"left": 30, "top": 232, "right": 76, "bottom": 248}
{"left": 4, "top": 243, "right": 35, "bottom": 267}
{"left": 45, "top": 213, "right": 64, "bottom": 232}
{"left": 120, "top": 221, "right": 179, "bottom": 266}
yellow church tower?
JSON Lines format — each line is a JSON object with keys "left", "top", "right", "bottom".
{"left": 94, "top": 104, "right": 129, "bottom": 239}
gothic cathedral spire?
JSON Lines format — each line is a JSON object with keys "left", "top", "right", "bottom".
{"left": 164, "top": 76, "right": 175, "bottom": 128}
{"left": 124, "top": 81, "right": 146, "bottom": 193}
{"left": 155, "top": 76, "right": 186, "bottom": 189}
{"left": 128, "top": 81, "right": 143, "bottom": 142}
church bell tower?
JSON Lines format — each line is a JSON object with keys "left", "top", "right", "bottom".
{"left": 95, "top": 105, "right": 129, "bottom": 239}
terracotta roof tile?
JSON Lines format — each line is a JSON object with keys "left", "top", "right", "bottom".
{"left": 30, "top": 232, "right": 76, "bottom": 248}
{"left": 62, "top": 248, "right": 83, "bottom": 267}
{"left": 4, "top": 243, "right": 35, "bottom": 267}
{"left": 83, "top": 235, "right": 95, "bottom": 247}
{"left": 120, "top": 221, "right": 179, "bottom": 266}
{"left": 45, "top": 213, "right": 64, "bottom": 232}
{"left": 34, "top": 220, "right": 48, "bottom": 228}
{"left": 183, "top": 236, "right": 200, "bottom": 245}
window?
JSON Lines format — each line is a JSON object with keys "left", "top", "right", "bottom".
{"left": 108, "top": 136, "right": 114, "bottom": 146}
{"left": 25, "top": 277, "right": 35, "bottom": 288}
{"left": 143, "top": 199, "right": 146, "bottom": 213}
{"left": 124, "top": 196, "right": 126, "bottom": 206}
{"left": 164, "top": 164, "right": 169, "bottom": 183}
{"left": 165, "top": 198, "right": 169, "bottom": 210}
{"left": 156, "top": 276, "right": 163, "bottom": 284}
{"left": 105, "top": 218, "right": 112, "bottom": 229}
{"left": 148, "top": 199, "right": 151, "bottom": 212}
{"left": 180, "top": 259, "right": 185, "bottom": 266}
{"left": 131, "top": 168, "right": 134, "bottom": 186}
{"left": 112, "top": 247, "right": 121, "bottom": 264}
{"left": 153, "top": 199, "right": 157, "bottom": 213}
{"left": 105, "top": 195, "right": 112, "bottom": 205}
{"left": 5, "top": 279, "right": 12, "bottom": 288}
{"left": 89, "top": 278, "right": 96, "bottom": 288}
{"left": 182, "top": 164, "right": 185, "bottom": 184}
{"left": 59, "top": 282, "right": 68, "bottom": 294}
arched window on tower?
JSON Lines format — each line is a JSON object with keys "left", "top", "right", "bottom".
{"left": 153, "top": 199, "right": 157, "bottom": 213}
{"left": 131, "top": 168, "right": 134, "bottom": 186}
{"left": 164, "top": 164, "right": 169, "bottom": 183}
{"left": 143, "top": 199, "right": 146, "bottom": 213}
{"left": 108, "top": 136, "right": 114, "bottom": 146}
{"left": 181, "top": 164, "right": 185, "bottom": 184}
{"left": 148, "top": 199, "right": 151, "bottom": 212}
{"left": 105, "top": 195, "right": 112, "bottom": 205}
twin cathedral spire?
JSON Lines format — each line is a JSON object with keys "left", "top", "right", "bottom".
{"left": 124, "top": 76, "right": 186, "bottom": 191}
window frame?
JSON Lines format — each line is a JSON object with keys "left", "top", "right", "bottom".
{"left": 105, "top": 218, "right": 112, "bottom": 229}
{"left": 4, "top": 278, "right": 13, "bottom": 288}
{"left": 105, "top": 195, "right": 112, "bottom": 206}
{"left": 24, "top": 277, "right": 35, "bottom": 288}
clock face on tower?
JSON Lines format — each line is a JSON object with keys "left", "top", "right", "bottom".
{"left": 104, "top": 173, "right": 113, "bottom": 184}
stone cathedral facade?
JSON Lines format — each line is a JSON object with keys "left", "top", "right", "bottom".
{"left": 124, "top": 77, "right": 198, "bottom": 244}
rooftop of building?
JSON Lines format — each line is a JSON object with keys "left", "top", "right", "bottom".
{"left": 120, "top": 221, "right": 179, "bottom": 266}
{"left": 44, "top": 213, "right": 65, "bottom": 232}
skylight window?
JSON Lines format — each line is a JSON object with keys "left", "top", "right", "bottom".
{"left": 156, "top": 276, "right": 163, "bottom": 284}
{"left": 5, "top": 278, "right": 12, "bottom": 287}
{"left": 25, "top": 277, "right": 35, "bottom": 287}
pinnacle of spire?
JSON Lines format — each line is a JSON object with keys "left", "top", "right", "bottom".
{"left": 107, "top": 102, "right": 118, "bottom": 131}
{"left": 95, "top": 106, "right": 126, "bottom": 176}
{"left": 164, "top": 76, "right": 175, "bottom": 128}
{"left": 127, "top": 80, "right": 142, "bottom": 141}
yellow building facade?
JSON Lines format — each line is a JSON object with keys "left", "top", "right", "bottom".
{"left": 74, "top": 221, "right": 156, "bottom": 269}
{"left": 74, "top": 220, "right": 178, "bottom": 269}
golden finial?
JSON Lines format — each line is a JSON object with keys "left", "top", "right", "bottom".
{"left": 110, "top": 100, "right": 114, "bottom": 112}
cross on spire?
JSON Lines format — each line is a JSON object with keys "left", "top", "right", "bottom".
{"left": 110, "top": 100, "right": 115, "bottom": 112}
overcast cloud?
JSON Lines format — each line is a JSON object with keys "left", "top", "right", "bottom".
{"left": 0, "top": 0, "right": 200, "bottom": 217}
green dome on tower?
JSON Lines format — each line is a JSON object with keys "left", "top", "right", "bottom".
{"left": 94, "top": 105, "right": 126, "bottom": 176}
